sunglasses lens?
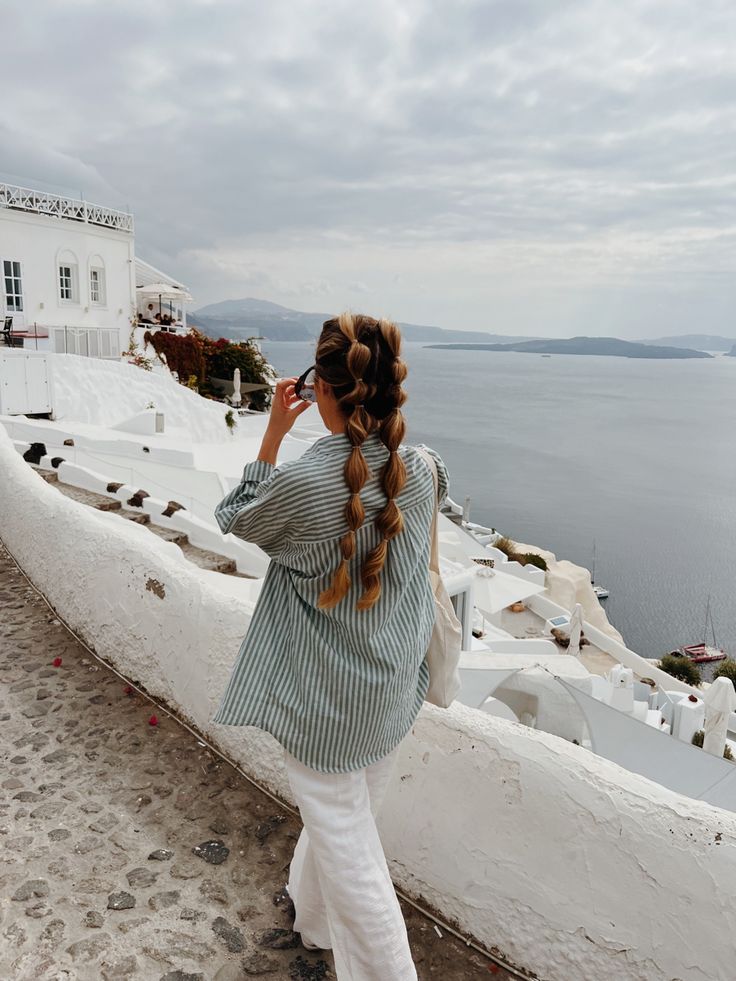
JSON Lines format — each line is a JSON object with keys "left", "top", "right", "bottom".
{"left": 297, "top": 368, "right": 317, "bottom": 402}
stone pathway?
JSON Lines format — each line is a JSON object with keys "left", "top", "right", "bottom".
{"left": 0, "top": 540, "right": 509, "bottom": 981}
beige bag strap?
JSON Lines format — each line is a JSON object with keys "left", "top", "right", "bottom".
{"left": 416, "top": 448, "right": 441, "bottom": 575}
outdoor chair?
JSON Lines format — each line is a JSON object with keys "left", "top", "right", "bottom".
{"left": 2, "top": 316, "right": 23, "bottom": 347}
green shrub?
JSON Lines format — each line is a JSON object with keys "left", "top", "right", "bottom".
{"left": 493, "top": 536, "right": 516, "bottom": 557}
{"left": 713, "top": 658, "right": 736, "bottom": 690}
{"left": 224, "top": 409, "right": 236, "bottom": 431}
{"left": 518, "top": 552, "right": 548, "bottom": 572}
{"left": 691, "top": 729, "right": 734, "bottom": 760}
{"left": 657, "top": 653, "right": 701, "bottom": 687}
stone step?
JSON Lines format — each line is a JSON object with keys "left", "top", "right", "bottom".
{"left": 51, "top": 481, "right": 122, "bottom": 512}
{"left": 146, "top": 524, "right": 189, "bottom": 548}
{"left": 180, "top": 542, "right": 237, "bottom": 575}
{"left": 118, "top": 508, "right": 151, "bottom": 526}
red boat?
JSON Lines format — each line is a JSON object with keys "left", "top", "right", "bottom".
{"left": 675, "top": 598, "right": 729, "bottom": 663}
{"left": 679, "top": 643, "right": 728, "bottom": 664}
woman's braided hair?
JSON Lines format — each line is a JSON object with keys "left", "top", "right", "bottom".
{"left": 315, "top": 312, "right": 408, "bottom": 611}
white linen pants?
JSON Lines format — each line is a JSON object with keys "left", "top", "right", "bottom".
{"left": 284, "top": 745, "right": 417, "bottom": 981}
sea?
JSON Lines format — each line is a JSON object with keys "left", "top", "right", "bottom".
{"left": 261, "top": 340, "right": 736, "bottom": 668}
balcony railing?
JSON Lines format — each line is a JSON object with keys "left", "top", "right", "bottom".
{"left": 53, "top": 326, "right": 121, "bottom": 359}
{"left": 0, "top": 182, "right": 133, "bottom": 233}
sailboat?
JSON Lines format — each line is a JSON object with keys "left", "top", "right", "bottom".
{"left": 676, "top": 596, "right": 728, "bottom": 663}
{"left": 590, "top": 541, "right": 609, "bottom": 600}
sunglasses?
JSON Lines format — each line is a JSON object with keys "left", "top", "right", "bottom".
{"left": 295, "top": 365, "right": 317, "bottom": 403}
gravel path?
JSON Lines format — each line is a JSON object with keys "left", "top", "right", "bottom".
{"left": 0, "top": 539, "right": 508, "bottom": 981}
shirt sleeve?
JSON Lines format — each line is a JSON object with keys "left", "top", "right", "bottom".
{"left": 214, "top": 459, "right": 298, "bottom": 561}
{"left": 415, "top": 444, "right": 450, "bottom": 508}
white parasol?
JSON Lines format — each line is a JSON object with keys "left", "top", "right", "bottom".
{"left": 702, "top": 676, "right": 736, "bottom": 757}
{"left": 231, "top": 368, "right": 242, "bottom": 408}
{"left": 568, "top": 603, "right": 584, "bottom": 656}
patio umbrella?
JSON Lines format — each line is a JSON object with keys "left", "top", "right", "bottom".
{"left": 568, "top": 603, "right": 584, "bottom": 656}
{"left": 231, "top": 368, "right": 242, "bottom": 408}
{"left": 702, "top": 676, "right": 736, "bottom": 757}
{"left": 136, "top": 282, "right": 194, "bottom": 317}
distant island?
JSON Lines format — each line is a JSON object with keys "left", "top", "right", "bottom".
{"left": 424, "top": 337, "right": 713, "bottom": 360}
{"left": 190, "top": 297, "right": 538, "bottom": 345}
{"left": 643, "top": 334, "right": 736, "bottom": 352}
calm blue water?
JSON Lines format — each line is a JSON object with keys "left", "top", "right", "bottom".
{"left": 262, "top": 340, "right": 736, "bottom": 661}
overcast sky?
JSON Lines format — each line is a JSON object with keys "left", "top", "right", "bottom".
{"left": 2, "top": 0, "right": 735, "bottom": 337}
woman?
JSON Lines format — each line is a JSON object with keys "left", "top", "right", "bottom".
{"left": 211, "top": 312, "right": 449, "bottom": 980}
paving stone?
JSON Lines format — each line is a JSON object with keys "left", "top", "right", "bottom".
{"left": 84, "top": 910, "right": 105, "bottom": 928}
{"left": 288, "top": 956, "right": 330, "bottom": 980}
{"left": 160, "top": 972, "right": 205, "bottom": 981}
{"left": 66, "top": 934, "right": 113, "bottom": 962}
{"left": 257, "top": 928, "right": 301, "bottom": 950}
{"left": 48, "top": 827, "right": 71, "bottom": 841}
{"left": 101, "top": 954, "right": 139, "bottom": 979}
{"left": 179, "top": 908, "right": 207, "bottom": 922}
{"left": 241, "top": 951, "right": 280, "bottom": 975}
{"left": 149, "top": 847, "right": 174, "bottom": 861}
{"left": 126, "top": 866, "right": 159, "bottom": 888}
{"left": 149, "top": 890, "right": 181, "bottom": 911}
{"left": 12, "top": 878, "right": 49, "bottom": 901}
{"left": 192, "top": 839, "right": 230, "bottom": 865}
{"left": 211, "top": 915, "right": 246, "bottom": 953}
{"left": 107, "top": 891, "right": 136, "bottom": 910}
{"left": 199, "top": 877, "right": 230, "bottom": 906}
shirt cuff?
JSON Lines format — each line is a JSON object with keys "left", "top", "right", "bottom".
{"left": 241, "top": 459, "right": 275, "bottom": 484}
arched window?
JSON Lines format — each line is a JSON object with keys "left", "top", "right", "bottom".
{"left": 57, "top": 248, "right": 79, "bottom": 304}
{"left": 88, "top": 254, "right": 106, "bottom": 306}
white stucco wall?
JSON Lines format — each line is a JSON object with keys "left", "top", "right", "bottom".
{"left": 1, "top": 423, "right": 735, "bottom": 981}
{"left": 0, "top": 206, "right": 134, "bottom": 349}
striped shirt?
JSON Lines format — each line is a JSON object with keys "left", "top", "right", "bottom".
{"left": 210, "top": 430, "right": 449, "bottom": 773}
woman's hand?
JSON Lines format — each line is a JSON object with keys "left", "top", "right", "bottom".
{"left": 257, "top": 377, "right": 312, "bottom": 464}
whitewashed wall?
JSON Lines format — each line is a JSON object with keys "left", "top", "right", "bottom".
{"left": 0, "top": 206, "right": 134, "bottom": 348}
{"left": 1, "top": 424, "right": 735, "bottom": 981}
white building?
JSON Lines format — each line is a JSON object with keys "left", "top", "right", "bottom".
{"left": 0, "top": 181, "right": 189, "bottom": 359}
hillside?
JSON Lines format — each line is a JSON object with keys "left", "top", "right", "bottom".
{"left": 643, "top": 334, "right": 736, "bottom": 351}
{"left": 191, "top": 298, "right": 537, "bottom": 345}
{"left": 425, "top": 336, "right": 713, "bottom": 359}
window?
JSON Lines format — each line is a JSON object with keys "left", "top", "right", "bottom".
{"left": 3, "top": 260, "right": 23, "bottom": 312}
{"left": 59, "top": 265, "right": 74, "bottom": 301}
{"left": 90, "top": 267, "right": 106, "bottom": 305}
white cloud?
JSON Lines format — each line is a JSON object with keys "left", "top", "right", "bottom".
{"left": 1, "top": 0, "right": 735, "bottom": 336}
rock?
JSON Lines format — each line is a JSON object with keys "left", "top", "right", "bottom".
{"left": 117, "top": 916, "right": 151, "bottom": 934}
{"left": 66, "top": 935, "right": 112, "bottom": 963}
{"left": 3, "top": 777, "right": 23, "bottom": 789}
{"left": 179, "top": 908, "right": 206, "bottom": 922}
{"left": 12, "top": 790, "right": 41, "bottom": 802}
{"left": 22, "top": 702, "right": 49, "bottom": 718}
{"left": 257, "top": 928, "right": 301, "bottom": 950}
{"left": 12, "top": 878, "right": 49, "bottom": 901}
{"left": 192, "top": 839, "right": 229, "bottom": 865}
{"left": 160, "top": 972, "right": 204, "bottom": 981}
{"left": 288, "top": 956, "right": 330, "bottom": 981}
{"left": 199, "top": 877, "right": 230, "bottom": 906}
{"left": 126, "top": 866, "right": 158, "bottom": 888}
{"left": 107, "top": 891, "right": 136, "bottom": 910}
{"left": 241, "top": 951, "right": 280, "bottom": 975}
{"left": 74, "top": 833, "right": 104, "bottom": 854}
{"left": 89, "top": 812, "right": 118, "bottom": 833}
{"left": 42, "top": 748, "right": 73, "bottom": 763}
{"left": 25, "top": 901, "right": 52, "bottom": 918}
{"left": 255, "top": 815, "right": 287, "bottom": 843}
{"left": 148, "top": 848, "right": 174, "bottom": 861}
{"left": 208, "top": 818, "right": 229, "bottom": 835}
{"left": 170, "top": 863, "right": 203, "bottom": 880}
{"left": 48, "top": 827, "right": 71, "bottom": 841}
{"left": 148, "top": 890, "right": 181, "bottom": 911}
{"left": 141, "top": 929, "right": 215, "bottom": 965}
{"left": 101, "top": 954, "right": 139, "bottom": 980}
{"left": 211, "top": 915, "right": 246, "bottom": 953}
{"left": 84, "top": 910, "right": 105, "bottom": 928}
{"left": 10, "top": 756, "right": 27, "bottom": 764}
{"left": 40, "top": 918, "right": 66, "bottom": 948}
{"left": 31, "top": 801, "right": 63, "bottom": 819}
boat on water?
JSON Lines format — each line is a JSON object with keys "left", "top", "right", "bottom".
{"left": 671, "top": 597, "right": 729, "bottom": 663}
{"left": 590, "top": 542, "right": 609, "bottom": 600}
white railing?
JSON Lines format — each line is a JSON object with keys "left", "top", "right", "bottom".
{"left": 52, "top": 326, "right": 121, "bottom": 359}
{"left": 0, "top": 182, "right": 133, "bottom": 233}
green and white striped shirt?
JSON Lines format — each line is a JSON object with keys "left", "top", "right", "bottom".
{"left": 211, "top": 431, "right": 449, "bottom": 773}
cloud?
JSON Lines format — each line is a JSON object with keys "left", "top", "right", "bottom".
{"left": 1, "top": 0, "right": 735, "bottom": 336}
